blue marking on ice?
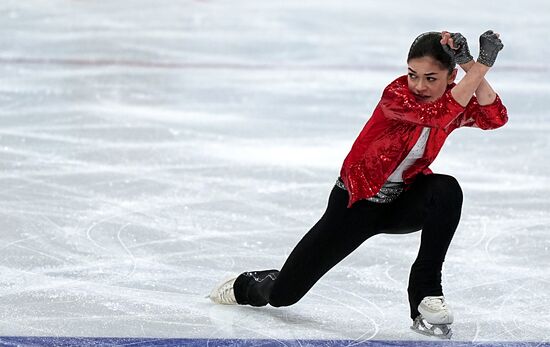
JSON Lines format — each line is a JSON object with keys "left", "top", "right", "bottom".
{"left": 0, "top": 338, "right": 549, "bottom": 347}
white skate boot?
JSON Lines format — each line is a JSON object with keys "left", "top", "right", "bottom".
{"left": 209, "top": 277, "right": 237, "bottom": 305}
{"left": 411, "top": 296, "right": 453, "bottom": 339}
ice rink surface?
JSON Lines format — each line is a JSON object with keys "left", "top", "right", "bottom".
{"left": 1, "top": 0, "right": 549, "bottom": 345}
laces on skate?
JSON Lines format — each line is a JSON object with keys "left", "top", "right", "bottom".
{"left": 209, "top": 277, "right": 237, "bottom": 305}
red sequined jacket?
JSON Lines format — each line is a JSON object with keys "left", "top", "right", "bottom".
{"left": 340, "top": 75, "right": 508, "bottom": 207}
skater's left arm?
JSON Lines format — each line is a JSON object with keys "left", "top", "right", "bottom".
{"left": 442, "top": 31, "right": 508, "bottom": 129}
{"left": 456, "top": 59, "right": 508, "bottom": 130}
{"left": 459, "top": 60, "right": 497, "bottom": 105}
{"left": 458, "top": 94, "right": 508, "bottom": 130}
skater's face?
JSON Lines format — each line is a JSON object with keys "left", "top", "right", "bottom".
{"left": 407, "top": 56, "right": 457, "bottom": 103}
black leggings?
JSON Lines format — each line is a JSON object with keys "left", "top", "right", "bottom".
{"left": 233, "top": 174, "right": 463, "bottom": 320}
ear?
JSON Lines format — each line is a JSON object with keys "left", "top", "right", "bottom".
{"left": 448, "top": 68, "right": 458, "bottom": 84}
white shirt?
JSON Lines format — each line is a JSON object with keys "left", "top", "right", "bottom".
{"left": 386, "top": 127, "right": 431, "bottom": 183}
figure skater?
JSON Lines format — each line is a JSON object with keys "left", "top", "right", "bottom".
{"left": 209, "top": 30, "right": 507, "bottom": 339}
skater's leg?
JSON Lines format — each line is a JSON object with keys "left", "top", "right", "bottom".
{"left": 233, "top": 185, "right": 381, "bottom": 307}
{"left": 408, "top": 174, "right": 462, "bottom": 319}
{"left": 376, "top": 174, "right": 463, "bottom": 320}
{"left": 268, "top": 187, "right": 381, "bottom": 307}
{"left": 233, "top": 269, "right": 280, "bottom": 306}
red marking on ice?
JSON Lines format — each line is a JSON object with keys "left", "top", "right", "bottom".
{"left": 0, "top": 57, "right": 545, "bottom": 72}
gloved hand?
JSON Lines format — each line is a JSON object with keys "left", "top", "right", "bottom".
{"left": 477, "top": 30, "right": 504, "bottom": 67}
{"left": 442, "top": 32, "right": 473, "bottom": 65}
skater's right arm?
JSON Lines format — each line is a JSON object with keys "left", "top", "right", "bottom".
{"left": 441, "top": 31, "right": 499, "bottom": 105}
{"left": 442, "top": 31, "right": 508, "bottom": 129}
{"left": 379, "top": 31, "right": 504, "bottom": 129}
{"left": 447, "top": 30, "right": 504, "bottom": 107}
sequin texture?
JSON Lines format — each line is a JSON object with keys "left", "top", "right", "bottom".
{"left": 336, "top": 178, "right": 403, "bottom": 204}
{"left": 339, "top": 75, "right": 508, "bottom": 208}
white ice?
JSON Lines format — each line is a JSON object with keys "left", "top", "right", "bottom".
{"left": 0, "top": 0, "right": 549, "bottom": 343}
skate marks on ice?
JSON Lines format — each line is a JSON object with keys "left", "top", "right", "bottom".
{"left": 2, "top": 0, "right": 550, "bottom": 343}
{"left": 444, "top": 209, "right": 550, "bottom": 341}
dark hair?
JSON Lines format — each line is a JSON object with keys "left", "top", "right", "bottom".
{"left": 407, "top": 32, "right": 456, "bottom": 74}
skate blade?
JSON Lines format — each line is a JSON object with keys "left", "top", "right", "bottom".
{"left": 411, "top": 316, "right": 452, "bottom": 339}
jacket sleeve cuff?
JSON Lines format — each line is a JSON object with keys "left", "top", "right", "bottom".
{"left": 447, "top": 90, "right": 466, "bottom": 113}
{"left": 478, "top": 94, "right": 503, "bottom": 109}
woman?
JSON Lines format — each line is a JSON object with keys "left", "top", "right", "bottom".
{"left": 209, "top": 30, "right": 507, "bottom": 339}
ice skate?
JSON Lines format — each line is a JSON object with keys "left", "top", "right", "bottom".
{"left": 410, "top": 296, "right": 453, "bottom": 339}
{"left": 209, "top": 277, "right": 237, "bottom": 305}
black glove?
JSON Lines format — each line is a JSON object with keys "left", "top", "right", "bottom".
{"left": 442, "top": 32, "right": 473, "bottom": 65}
{"left": 477, "top": 30, "right": 504, "bottom": 67}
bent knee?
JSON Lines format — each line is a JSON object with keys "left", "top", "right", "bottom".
{"left": 429, "top": 175, "right": 463, "bottom": 205}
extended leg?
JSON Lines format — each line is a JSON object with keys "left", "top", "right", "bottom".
{"left": 233, "top": 186, "right": 381, "bottom": 307}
